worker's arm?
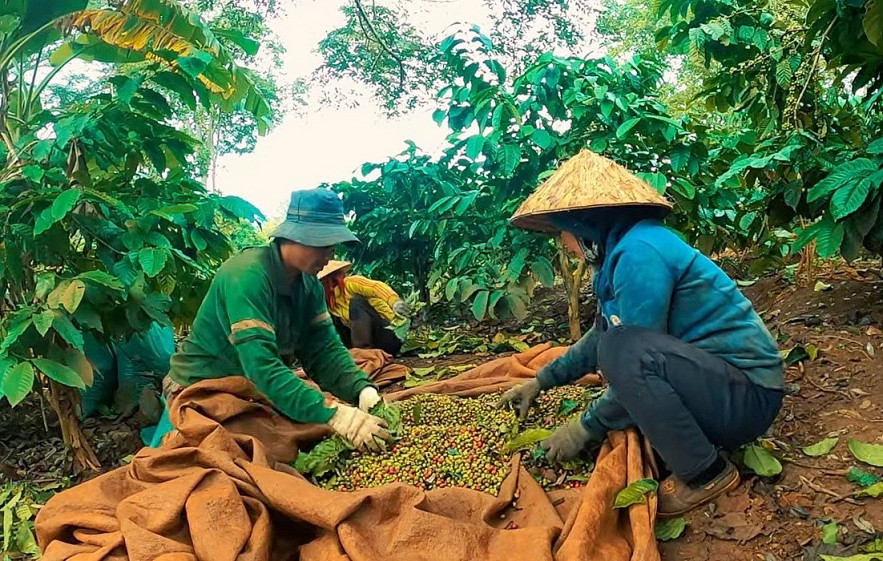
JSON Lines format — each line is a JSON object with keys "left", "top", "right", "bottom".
{"left": 223, "top": 274, "right": 336, "bottom": 424}
{"left": 346, "top": 275, "right": 400, "bottom": 321}
{"left": 299, "top": 283, "right": 375, "bottom": 403}
{"left": 579, "top": 243, "right": 676, "bottom": 434}
{"left": 535, "top": 311, "right": 603, "bottom": 389}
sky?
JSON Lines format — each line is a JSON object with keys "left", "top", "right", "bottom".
{"left": 213, "top": 0, "right": 502, "bottom": 219}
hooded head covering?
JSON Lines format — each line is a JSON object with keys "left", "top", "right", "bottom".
{"left": 550, "top": 207, "right": 667, "bottom": 269}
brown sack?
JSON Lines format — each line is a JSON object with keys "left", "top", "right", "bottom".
{"left": 36, "top": 344, "right": 659, "bottom": 561}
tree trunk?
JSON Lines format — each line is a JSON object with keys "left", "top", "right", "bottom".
{"left": 557, "top": 245, "right": 586, "bottom": 342}
{"left": 46, "top": 380, "right": 101, "bottom": 473}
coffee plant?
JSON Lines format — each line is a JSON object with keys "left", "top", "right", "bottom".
{"left": 0, "top": 0, "right": 267, "bottom": 470}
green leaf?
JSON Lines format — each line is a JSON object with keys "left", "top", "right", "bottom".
{"left": 808, "top": 159, "right": 877, "bottom": 203}
{"left": 114, "top": 75, "right": 143, "bottom": 104}
{"left": 22, "top": 164, "right": 44, "bottom": 182}
{"left": 670, "top": 179, "right": 696, "bottom": 200}
{"left": 191, "top": 229, "right": 208, "bottom": 252}
{"left": 503, "top": 294, "right": 528, "bottom": 320}
{"left": 0, "top": 14, "right": 21, "bottom": 34}
{"left": 292, "top": 436, "right": 351, "bottom": 477}
{"left": 865, "top": 0, "right": 883, "bottom": 46}
{"left": 33, "top": 311, "right": 54, "bottom": 337}
{"left": 655, "top": 517, "right": 687, "bottom": 541}
{"left": 213, "top": 28, "right": 260, "bottom": 55}
{"left": 616, "top": 118, "right": 641, "bottom": 139}
{"left": 847, "top": 467, "right": 882, "bottom": 487}
{"left": 637, "top": 172, "right": 667, "bottom": 194}
{"left": 77, "top": 270, "right": 124, "bottom": 290}
{"left": 816, "top": 219, "right": 845, "bottom": 258}
{"left": 736, "top": 25, "right": 755, "bottom": 41}
{"left": 14, "top": 523, "right": 39, "bottom": 556}
{"left": 465, "top": 135, "right": 485, "bottom": 159}
{"left": 820, "top": 555, "right": 883, "bottom": 561}
{"left": 33, "top": 188, "right": 82, "bottom": 235}
{"left": 614, "top": 478, "right": 659, "bottom": 508}
{"left": 32, "top": 358, "right": 85, "bottom": 389}
{"left": 858, "top": 482, "right": 883, "bottom": 498}
{"left": 822, "top": 522, "right": 839, "bottom": 545}
{"left": 775, "top": 59, "right": 793, "bottom": 86}
{"left": 831, "top": 178, "right": 873, "bottom": 220}
{"left": 589, "top": 137, "right": 608, "bottom": 153}
{"left": 558, "top": 398, "right": 580, "bottom": 416}
{"left": 861, "top": 538, "right": 883, "bottom": 553}
{"left": 669, "top": 145, "right": 690, "bottom": 172}
{"left": 869, "top": 138, "right": 883, "bottom": 155}
{"left": 531, "top": 257, "right": 555, "bottom": 287}
{"left": 139, "top": 248, "right": 169, "bottom": 277}
{"left": 742, "top": 443, "right": 783, "bottom": 476}
{"left": 472, "top": 290, "right": 490, "bottom": 321}
{"left": 3, "top": 362, "right": 35, "bottom": 406}
{"left": 151, "top": 71, "right": 196, "bottom": 110}
{"left": 500, "top": 144, "right": 521, "bottom": 175}
{"left": 444, "top": 278, "right": 459, "bottom": 301}
{"left": 848, "top": 439, "right": 883, "bottom": 467}
{"left": 151, "top": 204, "right": 199, "bottom": 219}
{"left": 177, "top": 54, "right": 210, "bottom": 79}
{"left": 505, "top": 428, "right": 552, "bottom": 453}
{"left": 3, "top": 505, "right": 10, "bottom": 549}
{"left": 803, "top": 437, "right": 839, "bottom": 457}
{"left": 532, "top": 129, "right": 554, "bottom": 149}
{"left": 52, "top": 311, "right": 84, "bottom": 351}
{"left": 0, "top": 317, "right": 32, "bottom": 354}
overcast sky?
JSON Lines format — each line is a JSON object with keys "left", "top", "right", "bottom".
{"left": 214, "top": 0, "right": 502, "bottom": 218}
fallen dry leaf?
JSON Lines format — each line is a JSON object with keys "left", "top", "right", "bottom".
{"left": 700, "top": 512, "right": 765, "bottom": 542}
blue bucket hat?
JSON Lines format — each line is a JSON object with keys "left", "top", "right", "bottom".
{"left": 271, "top": 189, "right": 360, "bottom": 247}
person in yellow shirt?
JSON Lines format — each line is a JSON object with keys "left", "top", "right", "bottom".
{"left": 318, "top": 261, "right": 410, "bottom": 356}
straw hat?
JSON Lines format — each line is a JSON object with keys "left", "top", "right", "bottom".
{"left": 510, "top": 150, "right": 672, "bottom": 232}
{"left": 318, "top": 260, "right": 352, "bottom": 280}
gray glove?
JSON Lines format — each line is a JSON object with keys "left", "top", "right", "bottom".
{"left": 541, "top": 417, "right": 600, "bottom": 463}
{"left": 392, "top": 300, "right": 410, "bottom": 317}
{"left": 497, "top": 379, "right": 541, "bottom": 420}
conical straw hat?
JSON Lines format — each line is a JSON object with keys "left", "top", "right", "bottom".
{"left": 318, "top": 260, "right": 352, "bottom": 280}
{"left": 510, "top": 150, "right": 672, "bottom": 232}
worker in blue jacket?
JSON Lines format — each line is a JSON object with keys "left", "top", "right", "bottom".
{"left": 500, "top": 150, "right": 784, "bottom": 517}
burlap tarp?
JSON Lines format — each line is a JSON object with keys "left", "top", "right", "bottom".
{"left": 35, "top": 344, "right": 660, "bottom": 561}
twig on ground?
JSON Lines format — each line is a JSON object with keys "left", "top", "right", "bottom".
{"left": 799, "top": 475, "right": 863, "bottom": 505}
{"left": 781, "top": 459, "right": 847, "bottom": 477}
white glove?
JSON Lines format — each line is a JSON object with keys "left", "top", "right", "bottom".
{"left": 392, "top": 300, "right": 410, "bottom": 317}
{"left": 358, "top": 387, "right": 382, "bottom": 412}
{"left": 327, "top": 404, "right": 392, "bottom": 452}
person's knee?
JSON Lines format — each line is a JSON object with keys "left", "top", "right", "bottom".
{"left": 597, "top": 326, "right": 657, "bottom": 386}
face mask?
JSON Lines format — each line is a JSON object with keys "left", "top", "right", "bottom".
{"left": 577, "top": 237, "right": 603, "bottom": 271}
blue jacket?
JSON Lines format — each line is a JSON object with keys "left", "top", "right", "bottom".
{"left": 537, "top": 219, "right": 783, "bottom": 434}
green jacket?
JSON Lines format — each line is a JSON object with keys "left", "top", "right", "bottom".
{"left": 168, "top": 243, "right": 374, "bottom": 424}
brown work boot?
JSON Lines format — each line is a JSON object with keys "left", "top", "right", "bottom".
{"left": 657, "top": 459, "right": 740, "bottom": 518}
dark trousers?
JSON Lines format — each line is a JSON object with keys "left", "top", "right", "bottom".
{"left": 593, "top": 326, "right": 783, "bottom": 481}
{"left": 333, "top": 296, "right": 403, "bottom": 356}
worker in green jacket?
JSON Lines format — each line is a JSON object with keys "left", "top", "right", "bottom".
{"left": 160, "top": 189, "right": 391, "bottom": 452}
